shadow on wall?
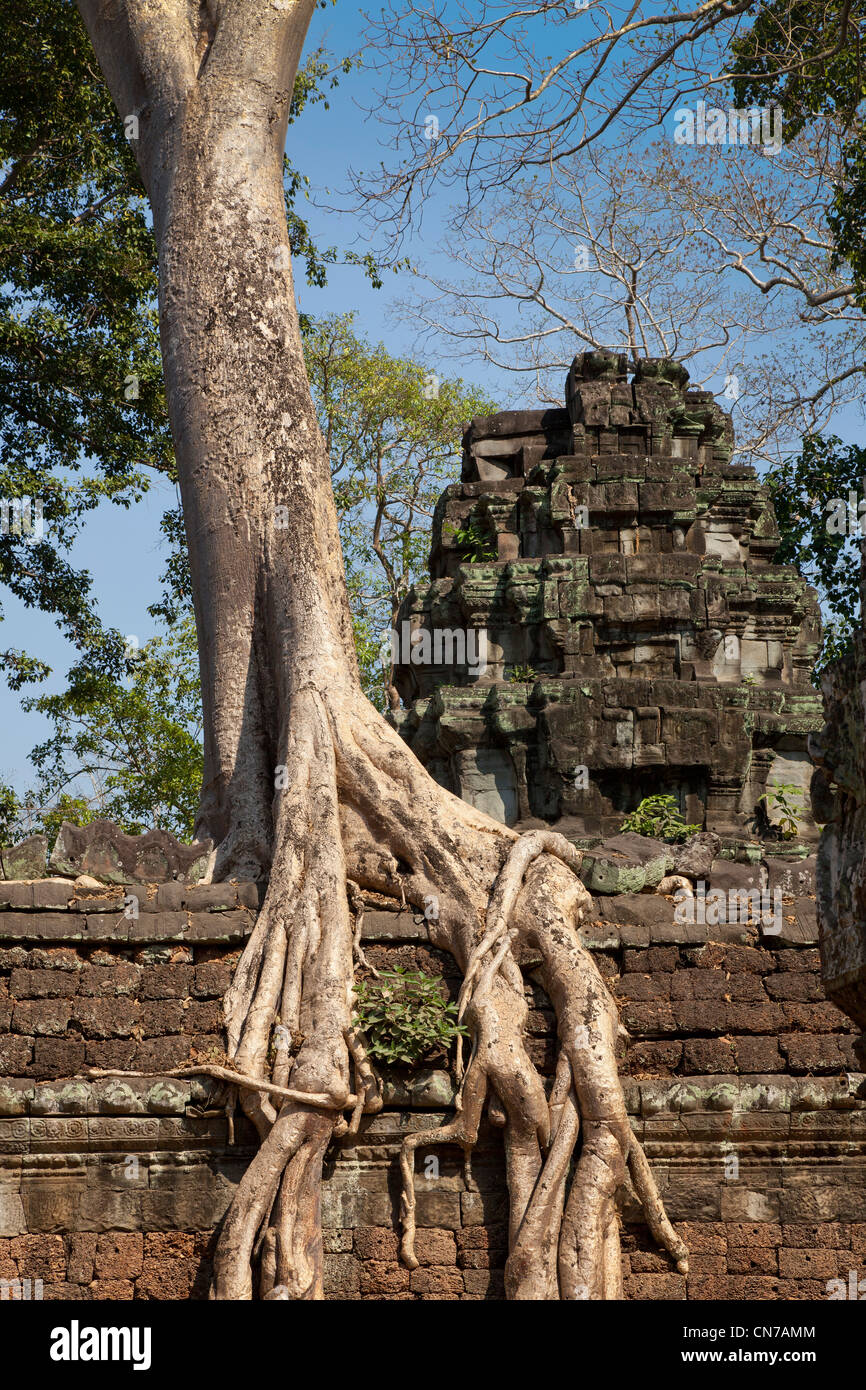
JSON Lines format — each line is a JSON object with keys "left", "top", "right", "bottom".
{"left": 454, "top": 748, "right": 519, "bottom": 825}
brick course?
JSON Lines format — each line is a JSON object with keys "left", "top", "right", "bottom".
{"left": 1, "top": 887, "right": 864, "bottom": 1300}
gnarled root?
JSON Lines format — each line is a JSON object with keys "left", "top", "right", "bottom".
{"left": 397, "top": 837, "right": 689, "bottom": 1299}
{"left": 209, "top": 687, "right": 687, "bottom": 1300}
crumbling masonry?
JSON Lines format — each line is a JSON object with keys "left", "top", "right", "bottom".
{"left": 392, "top": 352, "right": 822, "bottom": 844}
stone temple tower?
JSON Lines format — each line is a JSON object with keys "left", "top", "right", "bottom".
{"left": 391, "top": 352, "right": 823, "bottom": 848}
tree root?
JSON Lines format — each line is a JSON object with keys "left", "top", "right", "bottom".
{"left": 82, "top": 1065, "right": 357, "bottom": 1111}
{"left": 204, "top": 687, "right": 688, "bottom": 1300}
{"left": 394, "top": 830, "right": 689, "bottom": 1298}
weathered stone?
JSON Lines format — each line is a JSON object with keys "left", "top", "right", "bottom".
{"left": 0, "top": 883, "right": 33, "bottom": 909}
{"left": 94, "top": 1232, "right": 143, "bottom": 1279}
{"left": 184, "top": 911, "right": 252, "bottom": 942}
{"left": 410, "top": 1266, "right": 464, "bottom": 1295}
{"left": 381, "top": 1070, "right": 456, "bottom": 1109}
{"left": 49, "top": 820, "right": 212, "bottom": 884}
{"left": 412, "top": 1227, "right": 458, "bottom": 1266}
{"left": 581, "top": 836, "right": 676, "bottom": 895}
{"left": 361, "top": 910, "right": 428, "bottom": 941}
{"left": 391, "top": 354, "right": 822, "bottom": 847}
{"left": 763, "top": 855, "right": 817, "bottom": 898}
{"left": 30, "top": 880, "right": 76, "bottom": 910}
{"left": 603, "top": 894, "right": 675, "bottom": 928}
{"left": 808, "top": 639, "right": 866, "bottom": 1027}
{"left": 0, "top": 837, "right": 49, "bottom": 881}
{"left": 0, "top": 913, "right": 86, "bottom": 941}
{"left": 674, "top": 833, "right": 721, "bottom": 881}
{"left": 323, "top": 1252, "right": 361, "bottom": 1294}
{"left": 67, "top": 1232, "right": 97, "bottom": 1283}
{"left": 705, "top": 860, "right": 762, "bottom": 894}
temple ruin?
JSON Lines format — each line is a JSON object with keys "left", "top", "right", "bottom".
{"left": 393, "top": 352, "right": 823, "bottom": 846}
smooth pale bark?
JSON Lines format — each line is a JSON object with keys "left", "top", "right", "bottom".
{"left": 76, "top": 0, "right": 687, "bottom": 1300}
{"left": 78, "top": 0, "right": 354, "bottom": 879}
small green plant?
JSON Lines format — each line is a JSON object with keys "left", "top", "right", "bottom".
{"left": 758, "top": 783, "right": 804, "bottom": 840}
{"left": 506, "top": 663, "right": 537, "bottom": 682}
{"left": 742, "top": 673, "right": 757, "bottom": 686}
{"left": 620, "top": 794, "right": 701, "bottom": 843}
{"left": 447, "top": 516, "right": 497, "bottom": 563}
{"left": 352, "top": 968, "right": 467, "bottom": 1065}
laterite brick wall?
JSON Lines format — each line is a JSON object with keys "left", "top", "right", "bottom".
{"left": 1, "top": 879, "right": 865, "bottom": 1300}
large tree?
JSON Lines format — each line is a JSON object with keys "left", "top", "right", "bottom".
{"left": 73, "top": 0, "right": 686, "bottom": 1301}
{"left": 0, "top": 0, "right": 379, "bottom": 695}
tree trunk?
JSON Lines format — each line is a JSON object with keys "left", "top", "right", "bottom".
{"left": 76, "top": 0, "right": 687, "bottom": 1300}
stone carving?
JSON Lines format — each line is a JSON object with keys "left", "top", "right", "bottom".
{"left": 0, "top": 836, "right": 48, "bottom": 881}
{"left": 392, "top": 352, "right": 823, "bottom": 846}
{"left": 810, "top": 637, "right": 866, "bottom": 1029}
{"left": 47, "top": 820, "right": 212, "bottom": 884}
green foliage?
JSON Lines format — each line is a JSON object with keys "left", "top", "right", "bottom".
{"left": 765, "top": 433, "right": 864, "bottom": 679}
{"left": 2, "top": 14, "right": 472, "bottom": 822}
{"left": 5, "top": 314, "right": 493, "bottom": 830}
{"left": 352, "top": 968, "right": 467, "bottom": 1066}
{"left": 506, "top": 664, "right": 537, "bottom": 683}
{"left": 37, "top": 795, "right": 96, "bottom": 844}
{"left": 730, "top": 2, "right": 866, "bottom": 302}
{"left": 0, "top": 780, "right": 21, "bottom": 848}
{"left": 0, "top": 0, "right": 167, "bottom": 668}
{"left": 12, "top": 616, "right": 203, "bottom": 841}
{"left": 758, "top": 782, "right": 805, "bottom": 840}
{"left": 447, "top": 516, "right": 498, "bottom": 563}
{"left": 1, "top": 15, "right": 489, "bottom": 813}
{"left": 0, "top": 784, "right": 95, "bottom": 851}
{"left": 730, "top": 10, "right": 866, "bottom": 679}
{"left": 286, "top": 50, "right": 406, "bottom": 320}
{"left": 304, "top": 314, "right": 496, "bottom": 706}
{"left": 620, "top": 794, "right": 701, "bottom": 843}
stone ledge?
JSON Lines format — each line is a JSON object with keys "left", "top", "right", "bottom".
{"left": 0, "top": 884, "right": 818, "bottom": 948}
{"left": 360, "top": 910, "right": 429, "bottom": 941}
{"left": 49, "top": 821, "right": 212, "bottom": 884}
{"left": 624, "top": 1074, "right": 866, "bottom": 1117}
{"left": 1, "top": 1072, "right": 860, "bottom": 1120}
{"left": 0, "top": 906, "right": 818, "bottom": 947}
{"left": 3, "top": 1115, "right": 865, "bottom": 1164}
{"left": 580, "top": 921, "right": 818, "bottom": 949}
{"left": 0, "top": 822, "right": 217, "bottom": 884}
{"left": 0, "top": 907, "right": 255, "bottom": 944}
{"left": 0, "top": 1068, "right": 459, "bottom": 1118}
{"left": 0, "top": 880, "right": 259, "bottom": 912}
{"left": 2, "top": 1149, "right": 864, "bottom": 1243}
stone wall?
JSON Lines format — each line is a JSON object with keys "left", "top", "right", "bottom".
{"left": 2, "top": 877, "right": 865, "bottom": 1300}
{"left": 811, "top": 635, "right": 866, "bottom": 1031}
